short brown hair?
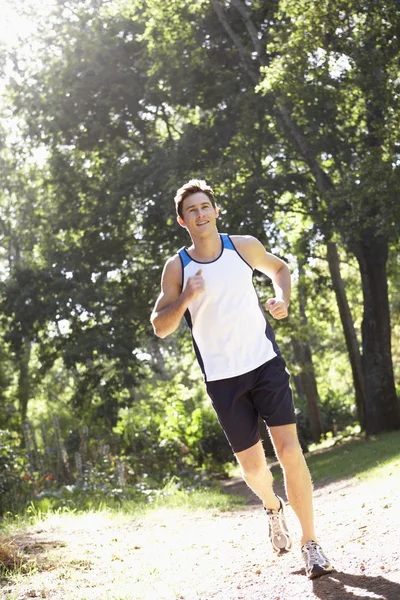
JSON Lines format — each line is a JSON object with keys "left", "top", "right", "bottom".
{"left": 174, "top": 179, "right": 216, "bottom": 218}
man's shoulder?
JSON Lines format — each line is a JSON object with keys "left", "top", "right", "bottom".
{"left": 229, "top": 235, "right": 266, "bottom": 269}
{"left": 162, "top": 252, "right": 183, "bottom": 278}
{"left": 167, "top": 250, "right": 182, "bottom": 262}
{"left": 230, "top": 234, "right": 261, "bottom": 248}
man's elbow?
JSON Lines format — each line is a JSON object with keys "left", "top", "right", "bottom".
{"left": 150, "top": 314, "right": 169, "bottom": 339}
{"left": 154, "top": 327, "right": 169, "bottom": 339}
{"left": 276, "top": 262, "right": 291, "bottom": 278}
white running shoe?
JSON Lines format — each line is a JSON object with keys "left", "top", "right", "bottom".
{"left": 265, "top": 495, "right": 292, "bottom": 555}
{"left": 301, "top": 540, "right": 334, "bottom": 579}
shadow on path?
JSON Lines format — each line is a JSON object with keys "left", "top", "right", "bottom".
{"left": 305, "top": 570, "right": 400, "bottom": 600}
{"left": 219, "top": 466, "right": 356, "bottom": 506}
{"left": 220, "top": 476, "right": 286, "bottom": 506}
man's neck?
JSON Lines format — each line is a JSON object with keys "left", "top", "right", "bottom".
{"left": 187, "top": 229, "right": 221, "bottom": 262}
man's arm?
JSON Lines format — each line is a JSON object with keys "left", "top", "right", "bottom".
{"left": 232, "top": 235, "right": 291, "bottom": 320}
{"left": 150, "top": 256, "right": 205, "bottom": 338}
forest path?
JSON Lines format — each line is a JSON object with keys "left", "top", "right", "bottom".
{"left": 2, "top": 472, "right": 400, "bottom": 600}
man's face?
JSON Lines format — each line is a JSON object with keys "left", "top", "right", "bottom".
{"left": 177, "top": 192, "right": 218, "bottom": 237}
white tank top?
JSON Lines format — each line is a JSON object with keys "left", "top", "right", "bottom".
{"left": 179, "top": 234, "right": 278, "bottom": 382}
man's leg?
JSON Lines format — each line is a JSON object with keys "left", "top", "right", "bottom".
{"left": 235, "top": 439, "right": 280, "bottom": 510}
{"left": 235, "top": 439, "right": 292, "bottom": 555}
{"left": 269, "top": 423, "right": 316, "bottom": 546}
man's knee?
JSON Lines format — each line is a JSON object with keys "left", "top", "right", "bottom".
{"left": 238, "top": 456, "right": 270, "bottom": 480}
{"left": 235, "top": 440, "right": 270, "bottom": 479}
{"left": 275, "top": 441, "right": 304, "bottom": 470}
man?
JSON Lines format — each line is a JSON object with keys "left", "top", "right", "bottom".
{"left": 150, "top": 179, "right": 333, "bottom": 579}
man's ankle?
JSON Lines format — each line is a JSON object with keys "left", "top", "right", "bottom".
{"left": 264, "top": 494, "right": 281, "bottom": 512}
{"left": 301, "top": 536, "right": 318, "bottom": 547}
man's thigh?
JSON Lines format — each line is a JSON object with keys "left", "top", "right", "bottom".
{"left": 235, "top": 439, "right": 268, "bottom": 472}
{"left": 251, "top": 356, "right": 296, "bottom": 428}
{"left": 206, "top": 372, "right": 260, "bottom": 454}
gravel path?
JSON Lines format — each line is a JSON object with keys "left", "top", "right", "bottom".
{"left": 2, "top": 473, "right": 400, "bottom": 599}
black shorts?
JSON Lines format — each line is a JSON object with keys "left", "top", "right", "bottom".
{"left": 205, "top": 356, "right": 296, "bottom": 453}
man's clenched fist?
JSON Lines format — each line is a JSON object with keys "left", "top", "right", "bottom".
{"left": 183, "top": 269, "right": 205, "bottom": 303}
{"left": 265, "top": 297, "right": 288, "bottom": 320}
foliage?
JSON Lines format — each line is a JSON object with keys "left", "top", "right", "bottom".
{"left": 113, "top": 367, "right": 233, "bottom": 480}
{"left": 0, "top": 0, "right": 399, "bottom": 506}
{"left": 256, "top": 0, "right": 400, "bottom": 239}
{"left": 0, "top": 364, "right": 234, "bottom": 516}
{"left": 0, "top": 430, "right": 27, "bottom": 516}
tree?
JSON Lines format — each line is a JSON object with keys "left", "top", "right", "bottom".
{"left": 140, "top": 0, "right": 398, "bottom": 433}
{"left": 253, "top": 0, "right": 400, "bottom": 432}
{"left": 3, "top": 1, "right": 160, "bottom": 423}
{"left": 6, "top": 0, "right": 399, "bottom": 438}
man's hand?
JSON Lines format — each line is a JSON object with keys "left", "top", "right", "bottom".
{"left": 183, "top": 269, "right": 205, "bottom": 303}
{"left": 265, "top": 298, "right": 289, "bottom": 320}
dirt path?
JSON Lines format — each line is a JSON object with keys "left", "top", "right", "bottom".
{"left": 2, "top": 473, "right": 400, "bottom": 600}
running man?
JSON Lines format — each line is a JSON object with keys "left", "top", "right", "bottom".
{"left": 150, "top": 179, "right": 333, "bottom": 579}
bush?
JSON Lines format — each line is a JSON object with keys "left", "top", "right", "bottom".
{"left": 113, "top": 373, "right": 234, "bottom": 482}
{"left": 0, "top": 430, "right": 27, "bottom": 516}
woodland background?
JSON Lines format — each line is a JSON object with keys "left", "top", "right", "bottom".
{"left": 0, "top": 0, "right": 399, "bottom": 517}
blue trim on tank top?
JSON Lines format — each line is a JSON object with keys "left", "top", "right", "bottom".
{"left": 179, "top": 247, "right": 193, "bottom": 268}
{"left": 221, "top": 233, "right": 235, "bottom": 251}
{"left": 180, "top": 234, "right": 237, "bottom": 265}
{"left": 227, "top": 234, "right": 253, "bottom": 270}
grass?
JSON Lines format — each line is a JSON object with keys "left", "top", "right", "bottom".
{"left": 0, "top": 482, "right": 246, "bottom": 536}
{"left": 270, "top": 429, "right": 400, "bottom": 487}
{"left": 0, "top": 540, "right": 23, "bottom": 573}
{"left": 307, "top": 429, "right": 400, "bottom": 484}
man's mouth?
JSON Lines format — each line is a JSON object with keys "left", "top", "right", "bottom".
{"left": 197, "top": 221, "right": 209, "bottom": 227}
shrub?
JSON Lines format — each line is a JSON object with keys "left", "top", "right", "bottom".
{"left": 0, "top": 430, "right": 27, "bottom": 516}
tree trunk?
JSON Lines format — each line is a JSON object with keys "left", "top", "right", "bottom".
{"left": 291, "top": 373, "right": 310, "bottom": 451}
{"left": 292, "top": 262, "right": 324, "bottom": 443}
{"left": 291, "top": 338, "right": 323, "bottom": 443}
{"left": 326, "top": 243, "right": 366, "bottom": 428}
{"left": 351, "top": 232, "right": 400, "bottom": 434}
{"left": 18, "top": 340, "right": 31, "bottom": 423}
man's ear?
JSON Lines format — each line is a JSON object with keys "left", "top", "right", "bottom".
{"left": 177, "top": 215, "right": 186, "bottom": 228}
{"left": 215, "top": 205, "right": 219, "bottom": 218}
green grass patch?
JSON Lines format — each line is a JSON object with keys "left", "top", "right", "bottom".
{"left": 273, "top": 430, "right": 400, "bottom": 486}
{"left": 148, "top": 483, "right": 247, "bottom": 511}
{"left": 0, "top": 479, "right": 246, "bottom": 538}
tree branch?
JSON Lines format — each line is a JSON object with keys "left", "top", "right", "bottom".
{"left": 211, "top": 0, "right": 259, "bottom": 84}
{"left": 213, "top": 0, "right": 335, "bottom": 212}
{"left": 230, "top": 0, "right": 266, "bottom": 63}
{"left": 275, "top": 103, "right": 334, "bottom": 195}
